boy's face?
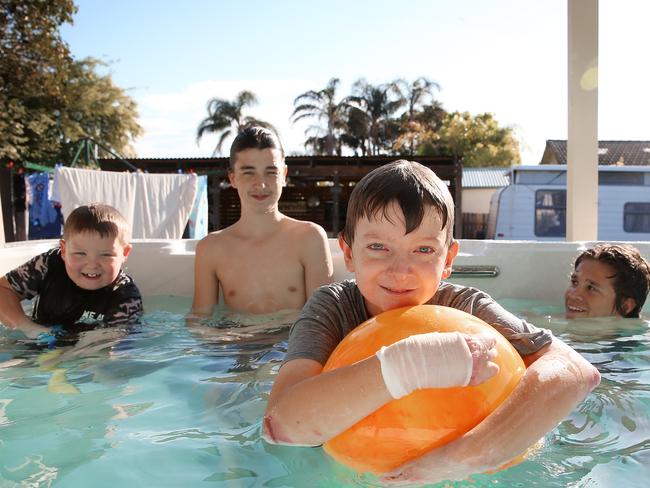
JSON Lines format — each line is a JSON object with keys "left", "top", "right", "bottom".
{"left": 60, "top": 231, "right": 132, "bottom": 290}
{"left": 229, "top": 148, "right": 287, "bottom": 213}
{"left": 565, "top": 258, "right": 631, "bottom": 318}
{"left": 340, "top": 201, "right": 458, "bottom": 317}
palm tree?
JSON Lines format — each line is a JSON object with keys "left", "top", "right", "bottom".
{"left": 395, "top": 77, "right": 441, "bottom": 123}
{"left": 196, "top": 90, "right": 272, "bottom": 155}
{"left": 346, "top": 79, "right": 404, "bottom": 155}
{"left": 291, "top": 78, "right": 349, "bottom": 156}
{"left": 394, "top": 77, "right": 442, "bottom": 154}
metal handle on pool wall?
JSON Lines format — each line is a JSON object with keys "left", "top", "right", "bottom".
{"left": 451, "top": 265, "right": 500, "bottom": 278}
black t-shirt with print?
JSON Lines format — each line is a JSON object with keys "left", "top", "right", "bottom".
{"left": 5, "top": 247, "right": 143, "bottom": 333}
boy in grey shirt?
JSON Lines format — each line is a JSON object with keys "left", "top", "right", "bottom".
{"left": 264, "top": 160, "right": 601, "bottom": 485}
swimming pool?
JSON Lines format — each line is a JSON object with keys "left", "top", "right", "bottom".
{"left": 1, "top": 239, "right": 649, "bottom": 487}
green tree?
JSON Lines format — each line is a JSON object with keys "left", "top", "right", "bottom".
{"left": 418, "top": 111, "right": 521, "bottom": 167}
{"left": 291, "top": 78, "right": 349, "bottom": 156}
{"left": 0, "top": 0, "right": 76, "bottom": 162}
{"left": 58, "top": 58, "right": 143, "bottom": 160}
{"left": 1, "top": 1, "right": 143, "bottom": 164}
{"left": 393, "top": 77, "right": 445, "bottom": 155}
{"left": 196, "top": 90, "right": 272, "bottom": 156}
{"left": 393, "top": 101, "right": 447, "bottom": 155}
{"left": 346, "top": 79, "right": 403, "bottom": 155}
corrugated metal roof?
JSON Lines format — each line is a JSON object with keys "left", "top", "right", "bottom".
{"left": 542, "top": 140, "right": 650, "bottom": 166}
{"left": 462, "top": 167, "right": 510, "bottom": 188}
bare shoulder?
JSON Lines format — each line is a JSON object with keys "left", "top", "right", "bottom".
{"left": 195, "top": 228, "right": 233, "bottom": 255}
{"left": 280, "top": 216, "right": 328, "bottom": 242}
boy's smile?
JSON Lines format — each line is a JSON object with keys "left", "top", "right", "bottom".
{"left": 340, "top": 201, "right": 458, "bottom": 317}
{"left": 60, "top": 232, "right": 132, "bottom": 291}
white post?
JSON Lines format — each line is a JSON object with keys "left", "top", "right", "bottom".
{"left": 567, "top": 0, "right": 599, "bottom": 241}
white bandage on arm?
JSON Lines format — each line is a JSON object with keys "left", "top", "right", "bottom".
{"left": 376, "top": 331, "right": 473, "bottom": 399}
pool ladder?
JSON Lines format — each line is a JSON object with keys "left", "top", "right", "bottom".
{"left": 451, "top": 265, "right": 500, "bottom": 278}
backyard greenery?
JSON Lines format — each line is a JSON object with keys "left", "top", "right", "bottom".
{"left": 0, "top": 0, "right": 142, "bottom": 166}
{"left": 199, "top": 78, "right": 520, "bottom": 166}
{"left": 1, "top": 0, "right": 519, "bottom": 167}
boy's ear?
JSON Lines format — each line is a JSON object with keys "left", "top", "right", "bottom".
{"left": 122, "top": 243, "right": 133, "bottom": 259}
{"left": 228, "top": 170, "right": 236, "bottom": 188}
{"left": 621, "top": 297, "right": 636, "bottom": 316}
{"left": 441, "top": 240, "right": 460, "bottom": 279}
{"left": 282, "top": 165, "right": 288, "bottom": 187}
{"left": 338, "top": 234, "right": 355, "bottom": 273}
{"left": 59, "top": 239, "right": 66, "bottom": 260}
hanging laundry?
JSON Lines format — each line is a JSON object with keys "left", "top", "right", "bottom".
{"left": 52, "top": 167, "right": 197, "bottom": 239}
{"left": 132, "top": 172, "right": 197, "bottom": 238}
{"left": 187, "top": 175, "right": 208, "bottom": 239}
{"left": 27, "top": 173, "right": 63, "bottom": 239}
{"left": 52, "top": 167, "right": 137, "bottom": 225}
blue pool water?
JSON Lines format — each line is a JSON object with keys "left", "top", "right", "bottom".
{"left": 1, "top": 297, "right": 649, "bottom": 487}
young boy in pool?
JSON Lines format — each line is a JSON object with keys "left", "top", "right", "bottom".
{"left": 190, "top": 126, "right": 333, "bottom": 317}
{"left": 0, "top": 203, "right": 142, "bottom": 345}
{"left": 565, "top": 243, "right": 650, "bottom": 318}
{"left": 264, "top": 160, "right": 600, "bottom": 484}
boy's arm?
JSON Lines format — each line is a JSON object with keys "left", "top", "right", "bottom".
{"left": 264, "top": 334, "right": 497, "bottom": 446}
{"left": 264, "top": 356, "right": 393, "bottom": 445}
{"left": 382, "top": 337, "right": 601, "bottom": 485}
{"left": 190, "top": 237, "right": 220, "bottom": 318}
{"left": 0, "top": 277, "right": 50, "bottom": 338}
{"left": 300, "top": 224, "right": 334, "bottom": 297}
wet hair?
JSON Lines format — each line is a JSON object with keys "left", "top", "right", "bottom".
{"left": 228, "top": 126, "right": 285, "bottom": 171}
{"left": 342, "top": 160, "right": 455, "bottom": 246}
{"left": 63, "top": 204, "right": 130, "bottom": 245}
{"left": 574, "top": 244, "right": 650, "bottom": 317}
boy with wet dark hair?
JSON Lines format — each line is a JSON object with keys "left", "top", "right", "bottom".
{"left": 191, "top": 126, "right": 332, "bottom": 316}
{"left": 264, "top": 160, "right": 600, "bottom": 484}
{"left": 0, "top": 204, "right": 142, "bottom": 343}
{"left": 566, "top": 243, "right": 650, "bottom": 318}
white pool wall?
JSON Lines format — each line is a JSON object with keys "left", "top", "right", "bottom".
{"left": 2, "top": 239, "right": 650, "bottom": 310}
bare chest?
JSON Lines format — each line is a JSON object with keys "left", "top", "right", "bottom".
{"left": 215, "top": 238, "right": 306, "bottom": 313}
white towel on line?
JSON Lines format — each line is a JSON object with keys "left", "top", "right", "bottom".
{"left": 53, "top": 167, "right": 198, "bottom": 239}
{"left": 53, "top": 167, "right": 137, "bottom": 225}
{"left": 132, "top": 172, "right": 197, "bottom": 239}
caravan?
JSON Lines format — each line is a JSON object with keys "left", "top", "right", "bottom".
{"left": 488, "top": 164, "right": 650, "bottom": 240}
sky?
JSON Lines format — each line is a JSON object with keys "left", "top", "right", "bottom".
{"left": 59, "top": 0, "right": 650, "bottom": 164}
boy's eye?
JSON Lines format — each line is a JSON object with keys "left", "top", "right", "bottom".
{"left": 415, "top": 246, "right": 434, "bottom": 254}
{"left": 73, "top": 252, "right": 85, "bottom": 256}
{"left": 368, "top": 243, "right": 385, "bottom": 251}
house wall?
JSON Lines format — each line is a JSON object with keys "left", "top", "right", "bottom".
{"left": 462, "top": 188, "right": 499, "bottom": 214}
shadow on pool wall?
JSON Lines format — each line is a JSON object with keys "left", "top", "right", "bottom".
{"left": 2, "top": 238, "right": 650, "bottom": 314}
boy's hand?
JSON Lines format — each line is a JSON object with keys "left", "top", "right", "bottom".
{"left": 376, "top": 331, "right": 499, "bottom": 399}
{"left": 16, "top": 320, "right": 52, "bottom": 340}
{"left": 462, "top": 333, "right": 500, "bottom": 385}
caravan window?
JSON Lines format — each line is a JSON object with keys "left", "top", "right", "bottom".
{"left": 535, "top": 190, "right": 566, "bottom": 237}
{"left": 624, "top": 202, "right": 650, "bottom": 233}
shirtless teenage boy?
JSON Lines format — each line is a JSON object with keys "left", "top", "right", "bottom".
{"left": 191, "top": 126, "right": 333, "bottom": 316}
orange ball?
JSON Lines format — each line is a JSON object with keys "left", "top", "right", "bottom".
{"left": 322, "top": 305, "right": 526, "bottom": 474}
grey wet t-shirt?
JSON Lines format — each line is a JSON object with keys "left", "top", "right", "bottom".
{"left": 284, "top": 279, "right": 553, "bottom": 365}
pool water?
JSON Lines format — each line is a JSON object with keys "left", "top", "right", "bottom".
{"left": 1, "top": 296, "right": 649, "bottom": 487}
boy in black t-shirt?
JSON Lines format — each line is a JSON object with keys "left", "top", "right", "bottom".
{"left": 0, "top": 204, "right": 142, "bottom": 345}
